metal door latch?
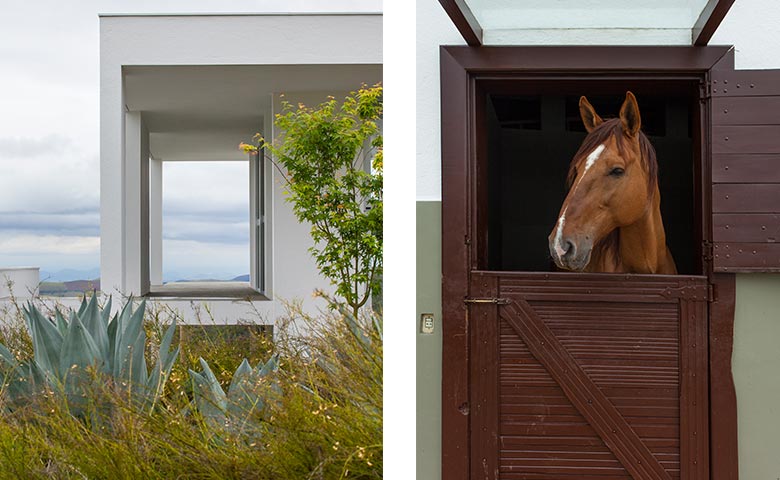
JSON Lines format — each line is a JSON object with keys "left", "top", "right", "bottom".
{"left": 463, "top": 297, "right": 511, "bottom": 305}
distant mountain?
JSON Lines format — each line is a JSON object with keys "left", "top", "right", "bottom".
{"left": 169, "top": 274, "right": 250, "bottom": 283}
{"left": 40, "top": 278, "right": 100, "bottom": 296}
{"left": 40, "top": 267, "right": 100, "bottom": 283}
{"left": 64, "top": 279, "right": 100, "bottom": 292}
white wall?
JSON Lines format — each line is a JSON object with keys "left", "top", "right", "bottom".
{"left": 0, "top": 267, "right": 39, "bottom": 299}
{"left": 416, "top": 0, "right": 465, "bottom": 202}
{"left": 101, "top": 14, "right": 382, "bottom": 322}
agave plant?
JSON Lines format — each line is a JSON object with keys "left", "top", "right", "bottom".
{"left": 0, "top": 295, "right": 178, "bottom": 416}
{"left": 189, "top": 353, "right": 279, "bottom": 436}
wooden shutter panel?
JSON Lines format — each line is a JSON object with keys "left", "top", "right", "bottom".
{"left": 711, "top": 68, "right": 780, "bottom": 271}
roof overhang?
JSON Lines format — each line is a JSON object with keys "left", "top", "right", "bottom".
{"left": 123, "top": 64, "right": 382, "bottom": 162}
{"left": 438, "top": 0, "right": 734, "bottom": 46}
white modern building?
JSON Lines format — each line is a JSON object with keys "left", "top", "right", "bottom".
{"left": 100, "top": 8, "right": 382, "bottom": 323}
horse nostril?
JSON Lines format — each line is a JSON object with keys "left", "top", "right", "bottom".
{"left": 563, "top": 240, "right": 575, "bottom": 258}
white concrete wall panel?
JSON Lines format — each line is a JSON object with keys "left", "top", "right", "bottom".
{"left": 0, "top": 267, "right": 39, "bottom": 299}
{"left": 416, "top": 0, "right": 465, "bottom": 201}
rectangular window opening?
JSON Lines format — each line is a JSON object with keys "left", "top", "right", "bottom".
{"left": 147, "top": 158, "right": 266, "bottom": 298}
{"left": 482, "top": 79, "right": 702, "bottom": 275}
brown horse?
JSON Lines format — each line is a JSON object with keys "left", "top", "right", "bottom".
{"left": 548, "top": 92, "right": 677, "bottom": 274}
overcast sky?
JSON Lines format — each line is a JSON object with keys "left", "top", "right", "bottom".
{"left": 0, "top": 1, "right": 379, "bottom": 281}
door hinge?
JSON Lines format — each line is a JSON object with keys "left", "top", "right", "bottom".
{"left": 702, "top": 240, "right": 714, "bottom": 262}
{"left": 660, "top": 284, "right": 713, "bottom": 302}
{"left": 700, "top": 79, "right": 711, "bottom": 100}
{"left": 464, "top": 297, "right": 511, "bottom": 305}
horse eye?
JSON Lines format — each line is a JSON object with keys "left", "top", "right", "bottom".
{"left": 609, "top": 167, "right": 625, "bottom": 177}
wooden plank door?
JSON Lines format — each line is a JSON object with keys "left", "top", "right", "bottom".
{"left": 469, "top": 272, "right": 709, "bottom": 480}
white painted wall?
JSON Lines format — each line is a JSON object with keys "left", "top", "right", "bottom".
{"left": 101, "top": 14, "right": 382, "bottom": 323}
{"left": 0, "top": 267, "right": 39, "bottom": 299}
{"left": 416, "top": 0, "right": 465, "bottom": 202}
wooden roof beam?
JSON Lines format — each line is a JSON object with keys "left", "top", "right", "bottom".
{"left": 693, "top": 0, "right": 735, "bottom": 46}
{"left": 438, "top": 0, "right": 483, "bottom": 46}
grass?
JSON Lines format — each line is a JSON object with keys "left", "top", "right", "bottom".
{"left": 0, "top": 293, "right": 382, "bottom": 479}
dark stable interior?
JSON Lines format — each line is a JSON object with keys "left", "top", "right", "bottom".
{"left": 485, "top": 85, "right": 698, "bottom": 275}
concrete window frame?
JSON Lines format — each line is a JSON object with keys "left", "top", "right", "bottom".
{"left": 123, "top": 113, "right": 269, "bottom": 300}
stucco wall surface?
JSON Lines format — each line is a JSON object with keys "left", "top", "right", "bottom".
{"left": 732, "top": 274, "right": 780, "bottom": 480}
{"left": 417, "top": 0, "right": 780, "bottom": 478}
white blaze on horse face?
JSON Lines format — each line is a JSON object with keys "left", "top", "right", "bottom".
{"left": 553, "top": 144, "right": 605, "bottom": 262}
{"left": 553, "top": 207, "right": 568, "bottom": 260}
{"left": 573, "top": 143, "right": 606, "bottom": 192}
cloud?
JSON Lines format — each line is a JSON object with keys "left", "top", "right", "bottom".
{"left": 0, "top": 233, "right": 99, "bottom": 255}
{"left": 0, "top": 212, "right": 100, "bottom": 237}
{"left": 163, "top": 238, "right": 249, "bottom": 280}
{"left": 0, "top": 0, "right": 323, "bottom": 274}
{"left": 0, "top": 140, "right": 99, "bottom": 215}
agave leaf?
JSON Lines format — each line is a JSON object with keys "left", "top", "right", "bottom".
{"left": 109, "top": 297, "right": 133, "bottom": 367}
{"left": 54, "top": 309, "right": 69, "bottom": 337}
{"left": 76, "top": 296, "right": 88, "bottom": 317}
{"left": 113, "top": 300, "right": 145, "bottom": 379}
{"left": 197, "top": 358, "right": 226, "bottom": 402}
{"left": 81, "top": 294, "right": 109, "bottom": 365}
{"left": 227, "top": 359, "right": 253, "bottom": 398}
{"left": 146, "top": 345, "right": 180, "bottom": 407}
{"left": 100, "top": 296, "right": 112, "bottom": 326}
{"left": 106, "top": 312, "right": 118, "bottom": 368}
{"left": 190, "top": 362, "right": 227, "bottom": 427}
{"left": 24, "top": 303, "right": 63, "bottom": 377}
{"left": 129, "top": 328, "right": 148, "bottom": 389}
{"left": 257, "top": 353, "right": 279, "bottom": 377}
{"left": 144, "top": 319, "right": 178, "bottom": 403}
{"left": 0, "top": 343, "right": 16, "bottom": 369}
{"left": 59, "top": 315, "right": 102, "bottom": 378}
{"left": 5, "top": 360, "right": 47, "bottom": 404}
{"left": 158, "top": 319, "right": 177, "bottom": 367}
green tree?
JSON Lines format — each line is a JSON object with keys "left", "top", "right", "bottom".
{"left": 242, "top": 85, "right": 383, "bottom": 317}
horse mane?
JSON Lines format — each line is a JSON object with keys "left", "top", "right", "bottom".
{"left": 566, "top": 118, "right": 658, "bottom": 194}
{"left": 564, "top": 118, "right": 659, "bottom": 268}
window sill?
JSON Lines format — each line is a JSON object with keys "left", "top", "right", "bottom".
{"left": 146, "top": 282, "right": 269, "bottom": 300}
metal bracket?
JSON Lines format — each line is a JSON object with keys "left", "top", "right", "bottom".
{"left": 464, "top": 297, "right": 511, "bottom": 305}
{"left": 660, "top": 284, "right": 713, "bottom": 302}
{"left": 702, "top": 240, "right": 714, "bottom": 262}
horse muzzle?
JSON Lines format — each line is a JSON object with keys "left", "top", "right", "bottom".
{"left": 549, "top": 234, "right": 593, "bottom": 271}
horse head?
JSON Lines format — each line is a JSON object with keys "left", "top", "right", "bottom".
{"left": 548, "top": 91, "right": 659, "bottom": 272}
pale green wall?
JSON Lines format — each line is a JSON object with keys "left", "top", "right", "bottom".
{"left": 416, "top": 201, "right": 442, "bottom": 480}
{"left": 733, "top": 274, "right": 780, "bottom": 480}
{"left": 416, "top": 200, "right": 780, "bottom": 479}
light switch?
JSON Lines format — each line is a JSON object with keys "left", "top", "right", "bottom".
{"left": 421, "top": 313, "right": 435, "bottom": 334}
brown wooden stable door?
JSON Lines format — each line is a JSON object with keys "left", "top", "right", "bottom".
{"left": 468, "top": 271, "right": 709, "bottom": 480}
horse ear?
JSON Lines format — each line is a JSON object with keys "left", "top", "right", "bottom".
{"left": 579, "top": 96, "right": 603, "bottom": 133}
{"left": 619, "top": 91, "right": 642, "bottom": 137}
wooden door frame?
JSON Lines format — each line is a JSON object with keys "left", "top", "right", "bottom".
{"left": 440, "top": 45, "right": 739, "bottom": 480}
